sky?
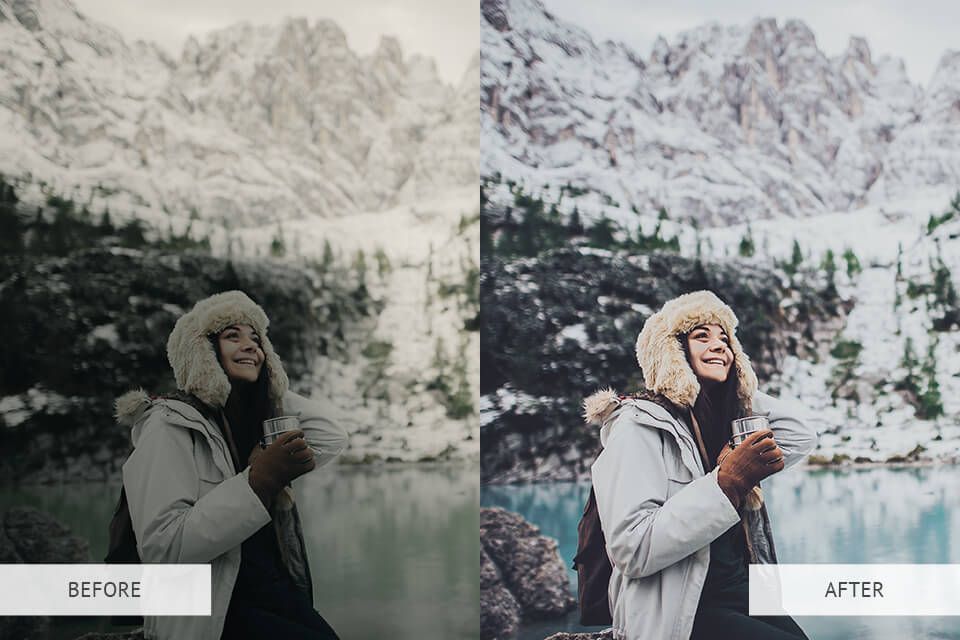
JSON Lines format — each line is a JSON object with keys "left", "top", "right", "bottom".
{"left": 71, "top": 0, "right": 477, "bottom": 85}
{"left": 541, "top": 0, "right": 959, "bottom": 86}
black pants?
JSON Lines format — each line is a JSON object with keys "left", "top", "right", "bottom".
{"left": 691, "top": 583, "right": 808, "bottom": 640}
{"left": 221, "top": 577, "right": 339, "bottom": 640}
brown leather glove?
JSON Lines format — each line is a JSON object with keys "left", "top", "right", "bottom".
{"left": 248, "top": 430, "right": 315, "bottom": 508}
{"left": 716, "top": 429, "right": 784, "bottom": 509}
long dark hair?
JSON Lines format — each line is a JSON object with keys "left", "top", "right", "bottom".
{"left": 681, "top": 334, "right": 745, "bottom": 470}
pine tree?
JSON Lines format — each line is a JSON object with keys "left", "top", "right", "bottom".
{"left": 568, "top": 206, "right": 584, "bottom": 235}
{"left": 896, "top": 337, "right": 920, "bottom": 398}
{"left": 788, "top": 239, "right": 803, "bottom": 274}
{"left": 738, "top": 224, "right": 755, "bottom": 257}
{"left": 918, "top": 338, "right": 944, "bottom": 419}
{"left": 374, "top": 247, "right": 391, "bottom": 278}
{"left": 269, "top": 224, "right": 286, "bottom": 257}
{"left": 321, "top": 239, "right": 334, "bottom": 272}
{"left": 842, "top": 247, "right": 862, "bottom": 279}
{"left": 821, "top": 249, "right": 837, "bottom": 296}
{"left": 354, "top": 248, "right": 367, "bottom": 286}
{"left": 588, "top": 214, "right": 617, "bottom": 249}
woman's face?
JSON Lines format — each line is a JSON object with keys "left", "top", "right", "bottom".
{"left": 686, "top": 323, "right": 733, "bottom": 385}
{"left": 217, "top": 324, "right": 264, "bottom": 384}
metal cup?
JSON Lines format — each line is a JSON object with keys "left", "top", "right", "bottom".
{"left": 260, "top": 415, "right": 301, "bottom": 448}
{"left": 730, "top": 415, "right": 769, "bottom": 447}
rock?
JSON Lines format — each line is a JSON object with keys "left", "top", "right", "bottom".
{"left": 544, "top": 631, "right": 614, "bottom": 640}
{"left": 0, "top": 507, "right": 88, "bottom": 640}
{"left": 73, "top": 631, "right": 144, "bottom": 640}
{"left": 480, "top": 507, "right": 575, "bottom": 636}
{"left": 481, "top": 546, "right": 521, "bottom": 639}
{"left": 3, "top": 507, "right": 89, "bottom": 562}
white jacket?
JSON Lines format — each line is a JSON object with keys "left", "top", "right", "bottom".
{"left": 121, "top": 390, "right": 347, "bottom": 640}
{"left": 590, "top": 391, "right": 817, "bottom": 640}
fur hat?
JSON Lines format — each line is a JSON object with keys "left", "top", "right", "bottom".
{"left": 635, "top": 290, "right": 757, "bottom": 411}
{"left": 165, "top": 290, "right": 289, "bottom": 408}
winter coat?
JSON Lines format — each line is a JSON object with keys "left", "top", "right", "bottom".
{"left": 590, "top": 390, "right": 817, "bottom": 640}
{"left": 119, "top": 389, "right": 348, "bottom": 640}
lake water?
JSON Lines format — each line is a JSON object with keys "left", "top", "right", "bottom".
{"left": 0, "top": 462, "right": 479, "bottom": 640}
{"left": 481, "top": 466, "right": 960, "bottom": 640}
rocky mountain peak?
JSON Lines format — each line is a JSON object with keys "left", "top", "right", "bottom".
{"left": 842, "top": 35, "right": 875, "bottom": 77}
{"left": 483, "top": 0, "right": 959, "bottom": 223}
{"left": 374, "top": 34, "right": 404, "bottom": 63}
{"left": 0, "top": 0, "right": 477, "bottom": 226}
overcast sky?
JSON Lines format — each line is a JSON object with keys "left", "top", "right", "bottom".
{"left": 542, "top": 0, "right": 958, "bottom": 86}
{"left": 71, "top": 0, "right": 477, "bottom": 84}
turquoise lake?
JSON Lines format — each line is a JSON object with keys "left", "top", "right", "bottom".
{"left": 0, "top": 462, "right": 479, "bottom": 640}
{"left": 481, "top": 466, "right": 960, "bottom": 640}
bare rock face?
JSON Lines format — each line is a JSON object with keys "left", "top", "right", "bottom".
{"left": 480, "top": 507, "right": 575, "bottom": 639}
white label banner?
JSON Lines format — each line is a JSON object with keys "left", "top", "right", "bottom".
{"left": 0, "top": 564, "right": 211, "bottom": 615}
{"left": 750, "top": 564, "right": 960, "bottom": 616}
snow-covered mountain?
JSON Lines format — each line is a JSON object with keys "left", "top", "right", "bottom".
{"left": 482, "top": 0, "right": 960, "bottom": 225}
{"left": 0, "top": 0, "right": 480, "bottom": 464}
{"left": 480, "top": 0, "right": 960, "bottom": 477}
{"left": 0, "top": 0, "right": 477, "bottom": 226}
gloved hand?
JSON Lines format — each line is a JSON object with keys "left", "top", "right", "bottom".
{"left": 248, "top": 430, "right": 315, "bottom": 508}
{"left": 716, "top": 429, "right": 784, "bottom": 509}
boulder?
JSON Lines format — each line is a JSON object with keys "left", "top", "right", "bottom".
{"left": 480, "top": 507, "right": 575, "bottom": 639}
{"left": 481, "top": 546, "right": 521, "bottom": 639}
{"left": 3, "top": 506, "right": 89, "bottom": 562}
{"left": 0, "top": 507, "right": 89, "bottom": 639}
{"left": 544, "top": 631, "right": 614, "bottom": 640}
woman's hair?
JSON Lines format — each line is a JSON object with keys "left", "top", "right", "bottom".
{"left": 680, "top": 334, "right": 745, "bottom": 468}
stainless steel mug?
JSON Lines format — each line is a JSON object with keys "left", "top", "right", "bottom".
{"left": 260, "top": 415, "right": 301, "bottom": 448}
{"left": 730, "top": 415, "right": 769, "bottom": 447}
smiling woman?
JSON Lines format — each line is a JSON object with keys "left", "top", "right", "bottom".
{"left": 581, "top": 290, "right": 817, "bottom": 640}
{"left": 117, "top": 290, "right": 348, "bottom": 640}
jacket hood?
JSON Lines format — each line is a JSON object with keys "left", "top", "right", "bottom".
{"left": 165, "top": 290, "right": 288, "bottom": 409}
{"left": 635, "top": 290, "right": 757, "bottom": 411}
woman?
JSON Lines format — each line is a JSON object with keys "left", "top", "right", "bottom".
{"left": 116, "top": 290, "right": 348, "bottom": 639}
{"left": 584, "top": 290, "right": 816, "bottom": 640}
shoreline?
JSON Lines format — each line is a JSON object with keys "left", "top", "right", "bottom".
{"left": 482, "top": 458, "right": 960, "bottom": 486}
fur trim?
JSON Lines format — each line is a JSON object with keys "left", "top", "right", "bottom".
{"left": 583, "top": 388, "right": 620, "bottom": 425}
{"left": 745, "top": 486, "right": 763, "bottom": 511}
{"left": 165, "top": 290, "right": 289, "bottom": 409}
{"left": 635, "top": 290, "right": 757, "bottom": 410}
{"left": 115, "top": 388, "right": 151, "bottom": 426}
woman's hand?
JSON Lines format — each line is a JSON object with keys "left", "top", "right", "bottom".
{"left": 247, "top": 430, "right": 316, "bottom": 508}
{"left": 716, "top": 429, "right": 784, "bottom": 509}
